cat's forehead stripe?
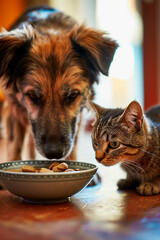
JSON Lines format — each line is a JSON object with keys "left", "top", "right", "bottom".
{"left": 106, "top": 134, "right": 109, "bottom": 142}
{"left": 111, "top": 134, "right": 117, "bottom": 139}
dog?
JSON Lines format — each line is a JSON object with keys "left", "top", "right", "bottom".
{"left": 0, "top": 6, "right": 118, "bottom": 162}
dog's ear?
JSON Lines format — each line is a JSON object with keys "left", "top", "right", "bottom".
{"left": 0, "top": 25, "right": 34, "bottom": 91}
{"left": 70, "top": 25, "right": 118, "bottom": 76}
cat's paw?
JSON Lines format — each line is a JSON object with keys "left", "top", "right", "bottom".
{"left": 117, "top": 179, "right": 136, "bottom": 189}
{"left": 137, "top": 182, "right": 160, "bottom": 196}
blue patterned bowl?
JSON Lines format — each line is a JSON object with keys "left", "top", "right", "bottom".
{"left": 0, "top": 160, "right": 98, "bottom": 203}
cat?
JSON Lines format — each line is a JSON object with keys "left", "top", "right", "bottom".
{"left": 89, "top": 100, "right": 160, "bottom": 196}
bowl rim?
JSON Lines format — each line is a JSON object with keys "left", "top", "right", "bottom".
{"left": 0, "top": 160, "right": 98, "bottom": 177}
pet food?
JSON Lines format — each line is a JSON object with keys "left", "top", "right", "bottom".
{"left": 22, "top": 165, "right": 35, "bottom": 173}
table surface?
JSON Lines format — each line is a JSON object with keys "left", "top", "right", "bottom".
{"left": 0, "top": 165, "right": 160, "bottom": 240}
{"left": 0, "top": 130, "right": 160, "bottom": 240}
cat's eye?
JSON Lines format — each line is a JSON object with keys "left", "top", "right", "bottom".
{"left": 109, "top": 141, "right": 120, "bottom": 149}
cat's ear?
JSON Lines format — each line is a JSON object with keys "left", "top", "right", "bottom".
{"left": 87, "top": 99, "right": 105, "bottom": 118}
{"left": 118, "top": 101, "right": 143, "bottom": 131}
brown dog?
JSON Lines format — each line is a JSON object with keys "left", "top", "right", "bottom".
{"left": 0, "top": 6, "right": 118, "bottom": 161}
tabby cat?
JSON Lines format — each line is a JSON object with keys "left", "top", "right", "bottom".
{"left": 89, "top": 100, "right": 160, "bottom": 196}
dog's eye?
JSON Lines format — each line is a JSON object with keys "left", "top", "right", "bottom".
{"left": 67, "top": 90, "right": 80, "bottom": 102}
{"left": 25, "top": 91, "right": 41, "bottom": 105}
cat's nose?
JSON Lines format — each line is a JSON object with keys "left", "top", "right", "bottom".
{"left": 96, "top": 151, "right": 105, "bottom": 162}
{"left": 96, "top": 157, "right": 104, "bottom": 162}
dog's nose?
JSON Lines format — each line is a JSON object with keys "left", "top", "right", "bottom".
{"left": 43, "top": 144, "right": 63, "bottom": 159}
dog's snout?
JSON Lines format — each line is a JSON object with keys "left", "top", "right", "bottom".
{"left": 42, "top": 134, "right": 69, "bottom": 159}
{"left": 43, "top": 144, "right": 63, "bottom": 159}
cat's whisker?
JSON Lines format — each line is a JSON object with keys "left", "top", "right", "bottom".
{"left": 127, "top": 164, "right": 141, "bottom": 180}
{"left": 122, "top": 163, "right": 136, "bottom": 180}
{"left": 122, "top": 161, "right": 142, "bottom": 181}
{"left": 138, "top": 148, "right": 156, "bottom": 157}
{"left": 122, "top": 163, "right": 135, "bottom": 179}
{"left": 125, "top": 162, "right": 146, "bottom": 177}
{"left": 123, "top": 159, "right": 146, "bottom": 175}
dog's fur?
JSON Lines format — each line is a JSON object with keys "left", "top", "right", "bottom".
{"left": 0, "top": 6, "right": 118, "bottom": 161}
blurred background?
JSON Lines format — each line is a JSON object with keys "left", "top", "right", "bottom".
{"left": 0, "top": 0, "right": 160, "bottom": 111}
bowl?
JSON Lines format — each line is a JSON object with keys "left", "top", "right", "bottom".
{"left": 0, "top": 160, "right": 98, "bottom": 203}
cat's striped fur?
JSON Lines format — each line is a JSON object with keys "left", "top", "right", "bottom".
{"left": 90, "top": 100, "right": 160, "bottom": 196}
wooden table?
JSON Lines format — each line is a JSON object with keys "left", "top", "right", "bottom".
{"left": 0, "top": 165, "right": 160, "bottom": 240}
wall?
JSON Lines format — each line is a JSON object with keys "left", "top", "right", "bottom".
{"left": 0, "top": 0, "right": 27, "bottom": 29}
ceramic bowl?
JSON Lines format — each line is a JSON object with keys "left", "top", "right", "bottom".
{"left": 0, "top": 160, "right": 98, "bottom": 203}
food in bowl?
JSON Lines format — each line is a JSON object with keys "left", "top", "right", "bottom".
{"left": 0, "top": 160, "right": 98, "bottom": 203}
{"left": 5, "top": 162, "right": 80, "bottom": 174}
